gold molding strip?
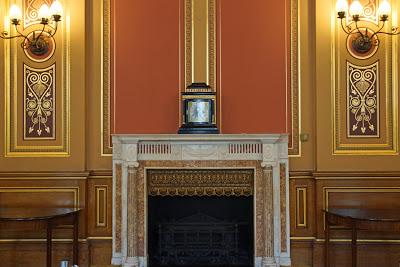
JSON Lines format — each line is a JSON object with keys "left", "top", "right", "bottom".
{"left": 95, "top": 185, "right": 108, "bottom": 227}
{"left": 296, "top": 187, "right": 307, "bottom": 227}
{"left": 101, "top": 0, "right": 112, "bottom": 156}
{"left": 0, "top": 238, "right": 88, "bottom": 243}
{"left": 0, "top": 237, "right": 112, "bottom": 242}
{"left": 0, "top": 177, "right": 87, "bottom": 180}
{"left": 291, "top": 236, "right": 400, "bottom": 243}
{"left": 315, "top": 238, "right": 400, "bottom": 243}
{"left": 290, "top": 236, "right": 316, "bottom": 240}
{"left": 147, "top": 169, "right": 253, "bottom": 197}
{"left": 288, "top": 0, "right": 301, "bottom": 157}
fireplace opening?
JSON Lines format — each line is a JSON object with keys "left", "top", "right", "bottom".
{"left": 148, "top": 196, "right": 254, "bottom": 267}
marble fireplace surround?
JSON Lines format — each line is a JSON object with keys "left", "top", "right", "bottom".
{"left": 111, "top": 134, "right": 291, "bottom": 267}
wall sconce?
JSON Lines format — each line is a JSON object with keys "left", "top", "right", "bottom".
{"left": 336, "top": 0, "right": 396, "bottom": 55}
{"left": 0, "top": 0, "right": 63, "bottom": 56}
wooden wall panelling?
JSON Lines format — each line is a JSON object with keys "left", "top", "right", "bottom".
{"left": 311, "top": 174, "right": 400, "bottom": 267}
{"left": 0, "top": 177, "right": 87, "bottom": 238}
{"left": 291, "top": 240, "right": 314, "bottom": 267}
{"left": 0, "top": 175, "right": 90, "bottom": 266}
{"left": 0, "top": 242, "right": 89, "bottom": 267}
{"left": 87, "top": 239, "right": 112, "bottom": 266}
{"left": 289, "top": 172, "right": 315, "bottom": 239}
{"left": 315, "top": 175, "right": 400, "bottom": 239}
{"left": 87, "top": 173, "right": 112, "bottom": 237}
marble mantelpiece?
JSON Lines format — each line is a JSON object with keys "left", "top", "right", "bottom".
{"left": 111, "top": 134, "right": 291, "bottom": 267}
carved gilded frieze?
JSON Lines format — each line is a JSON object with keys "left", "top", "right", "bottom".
{"left": 24, "top": 64, "right": 56, "bottom": 140}
{"left": 347, "top": 61, "right": 379, "bottom": 137}
{"left": 147, "top": 169, "right": 254, "bottom": 197}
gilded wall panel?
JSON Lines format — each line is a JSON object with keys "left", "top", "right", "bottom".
{"left": 347, "top": 61, "right": 379, "bottom": 137}
{"left": 24, "top": 64, "right": 56, "bottom": 140}
{"left": 332, "top": 0, "right": 397, "bottom": 155}
{"left": 4, "top": 0, "right": 70, "bottom": 157}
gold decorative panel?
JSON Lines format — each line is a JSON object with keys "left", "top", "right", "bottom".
{"left": 101, "top": 0, "right": 112, "bottom": 156}
{"left": 289, "top": 0, "right": 301, "bottom": 156}
{"left": 4, "top": 0, "right": 70, "bottom": 157}
{"left": 24, "top": 64, "right": 56, "bottom": 140}
{"left": 147, "top": 169, "right": 254, "bottom": 197}
{"left": 185, "top": 0, "right": 216, "bottom": 90}
{"left": 347, "top": 61, "right": 379, "bottom": 137}
{"left": 332, "top": 0, "right": 397, "bottom": 155}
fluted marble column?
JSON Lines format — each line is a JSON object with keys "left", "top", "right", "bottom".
{"left": 124, "top": 164, "right": 139, "bottom": 267}
{"left": 262, "top": 165, "right": 277, "bottom": 267}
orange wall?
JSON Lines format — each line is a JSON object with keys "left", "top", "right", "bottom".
{"left": 113, "top": 0, "right": 288, "bottom": 134}
{"left": 113, "top": 0, "right": 181, "bottom": 134}
{"left": 219, "top": 0, "right": 287, "bottom": 133}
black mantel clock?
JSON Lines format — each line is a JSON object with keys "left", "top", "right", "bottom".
{"left": 178, "top": 83, "right": 219, "bottom": 134}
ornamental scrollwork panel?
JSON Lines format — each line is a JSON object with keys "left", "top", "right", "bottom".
{"left": 346, "top": 0, "right": 378, "bottom": 25}
{"left": 24, "top": 0, "right": 53, "bottom": 28}
{"left": 347, "top": 61, "right": 379, "bottom": 138}
{"left": 24, "top": 64, "right": 56, "bottom": 140}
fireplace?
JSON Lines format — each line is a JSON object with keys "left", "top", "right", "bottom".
{"left": 111, "top": 134, "right": 291, "bottom": 267}
{"left": 148, "top": 196, "right": 253, "bottom": 267}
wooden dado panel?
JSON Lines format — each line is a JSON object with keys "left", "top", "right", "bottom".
{"left": 289, "top": 173, "right": 315, "bottom": 239}
{"left": 87, "top": 174, "right": 112, "bottom": 237}
{"left": 290, "top": 172, "right": 400, "bottom": 267}
{"left": 0, "top": 176, "right": 86, "bottom": 239}
{"left": 0, "top": 173, "right": 114, "bottom": 266}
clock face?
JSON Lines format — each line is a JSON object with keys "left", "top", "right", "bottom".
{"left": 187, "top": 101, "right": 210, "bottom": 123}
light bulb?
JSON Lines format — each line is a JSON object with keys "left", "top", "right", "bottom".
{"left": 50, "top": 0, "right": 63, "bottom": 17}
{"left": 336, "top": 0, "right": 348, "bottom": 13}
{"left": 349, "top": 0, "right": 363, "bottom": 17}
{"left": 38, "top": 4, "right": 50, "bottom": 20}
{"left": 378, "top": 0, "right": 391, "bottom": 17}
{"left": 9, "top": 4, "right": 22, "bottom": 21}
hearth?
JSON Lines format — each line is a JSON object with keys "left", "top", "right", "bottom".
{"left": 111, "top": 134, "right": 291, "bottom": 267}
{"left": 148, "top": 196, "right": 253, "bottom": 267}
